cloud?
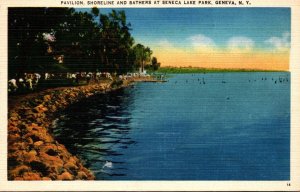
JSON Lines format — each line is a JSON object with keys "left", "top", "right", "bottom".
{"left": 227, "top": 36, "right": 254, "bottom": 52}
{"left": 265, "top": 32, "right": 290, "bottom": 52}
{"left": 187, "top": 34, "right": 215, "bottom": 49}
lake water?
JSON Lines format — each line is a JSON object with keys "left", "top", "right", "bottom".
{"left": 53, "top": 72, "right": 290, "bottom": 180}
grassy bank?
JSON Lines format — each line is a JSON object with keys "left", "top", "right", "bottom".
{"left": 155, "top": 67, "right": 287, "bottom": 74}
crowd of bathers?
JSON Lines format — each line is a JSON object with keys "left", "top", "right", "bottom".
{"left": 8, "top": 71, "right": 151, "bottom": 94}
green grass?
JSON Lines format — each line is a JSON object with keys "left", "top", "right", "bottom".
{"left": 155, "top": 67, "right": 288, "bottom": 74}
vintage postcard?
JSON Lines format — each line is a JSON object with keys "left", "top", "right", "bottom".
{"left": 0, "top": 0, "right": 300, "bottom": 191}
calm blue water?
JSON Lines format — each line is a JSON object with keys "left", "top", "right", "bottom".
{"left": 53, "top": 72, "right": 290, "bottom": 180}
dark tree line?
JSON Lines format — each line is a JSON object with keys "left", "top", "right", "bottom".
{"left": 8, "top": 8, "right": 160, "bottom": 78}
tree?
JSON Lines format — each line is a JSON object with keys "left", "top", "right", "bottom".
{"left": 151, "top": 57, "right": 161, "bottom": 70}
{"left": 8, "top": 8, "right": 160, "bottom": 76}
{"left": 91, "top": 7, "right": 99, "bottom": 17}
{"left": 133, "top": 44, "right": 153, "bottom": 72}
{"left": 98, "top": 10, "right": 134, "bottom": 73}
{"left": 8, "top": 8, "right": 53, "bottom": 76}
{"left": 8, "top": 8, "right": 77, "bottom": 75}
{"left": 54, "top": 10, "right": 102, "bottom": 71}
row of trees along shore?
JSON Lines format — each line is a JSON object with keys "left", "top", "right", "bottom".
{"left": 8, "top": 8, "right": 161, "bottom": 78}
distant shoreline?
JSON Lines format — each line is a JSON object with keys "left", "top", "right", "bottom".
{"left": 156, "top": 67, "right": 289, "bottom": 73}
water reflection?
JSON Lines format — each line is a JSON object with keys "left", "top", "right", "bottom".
{"left": 53, "top": 72, "right": 290, "bottom": 180}
{"left": 53, "top": 87, "right": 136, "bottom": 179}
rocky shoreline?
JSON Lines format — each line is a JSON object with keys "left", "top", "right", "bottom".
{"left": 7, "top": 79, "right": 133, "bottom": 180}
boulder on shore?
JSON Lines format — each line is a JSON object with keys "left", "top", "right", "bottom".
{"left": 7, "top": 82, "right": 123, "bottom": 180}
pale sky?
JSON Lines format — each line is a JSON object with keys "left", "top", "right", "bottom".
{"left": 81, "top": 8, "right": 291, "bottom": 70}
